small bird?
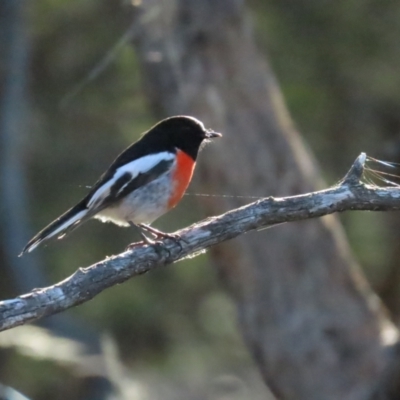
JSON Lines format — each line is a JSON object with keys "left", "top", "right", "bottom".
{"left": 21, "top": 116, "right": 221, "bottom": 255}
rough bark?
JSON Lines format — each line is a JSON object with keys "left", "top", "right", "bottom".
{"left": 132, "top": 1, "right": 398, "bottom": 399}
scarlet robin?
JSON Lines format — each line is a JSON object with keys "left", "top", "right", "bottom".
{"left": 21, "top": 116, "right": 221, "bottom": 255}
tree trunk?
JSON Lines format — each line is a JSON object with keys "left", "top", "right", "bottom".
{"left": 133, "top": 1, "right": 397, "bottom": 399}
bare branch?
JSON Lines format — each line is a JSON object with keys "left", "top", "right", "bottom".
{"left": 1, "top": 152, "right": 399, "bottom": 332}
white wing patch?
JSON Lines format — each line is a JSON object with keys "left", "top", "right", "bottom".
{"left": 87, "top": 151, "right": 175, "bottom": 210}
{"left": 116, "top": 179, "right": 131, "bottom": 196}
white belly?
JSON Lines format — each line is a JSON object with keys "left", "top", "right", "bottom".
{"left": 94, "top": 171, "right": 173, "bottom": 226}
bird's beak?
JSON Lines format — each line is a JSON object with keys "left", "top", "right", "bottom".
{"left": 204, "top": 130, "right": 222, "bottom": 139}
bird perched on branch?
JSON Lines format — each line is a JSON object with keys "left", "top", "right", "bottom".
{"left": 21, "top": 116, "right": 221, "bottom": 255}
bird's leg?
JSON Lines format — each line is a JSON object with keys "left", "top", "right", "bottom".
{"left": 138, "top": 224, "right": 187, "bottom": 252}
{"left": 126, "top": 223, "right": 184, "bottom": 257}
{"left": 125, "top": 222, "right": 155, "bottom": 250}
{"left": 127, "top": 222, "right": 176, "bottom": 258}
{"left": 137, "top": 224, "right": 179, "bottom": 240}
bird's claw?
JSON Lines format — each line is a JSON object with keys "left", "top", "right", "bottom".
{"left": 126, "top": 224, "right": 185, "bottom": 258}
{"left": 125, "top": 240, "right": 146, "bottom": 251}
{"left": 138, "top": 224, "right": 186, "bottom": 247}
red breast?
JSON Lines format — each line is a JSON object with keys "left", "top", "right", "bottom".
{"left": 168, "top": 149, "right": 196, "bottom": 209}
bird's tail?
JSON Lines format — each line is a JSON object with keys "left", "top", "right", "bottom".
{"left": 20, "top": 201, "right": 90, "bottom": 255}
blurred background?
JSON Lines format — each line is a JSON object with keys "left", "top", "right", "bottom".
{"left": 1, "top": 0, "right": 400, "bottom": 399}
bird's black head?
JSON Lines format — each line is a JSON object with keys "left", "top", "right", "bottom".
{"left": 144, "top": 116, "right": 222, "bottom": 160}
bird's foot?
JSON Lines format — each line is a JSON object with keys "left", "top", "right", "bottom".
{"left": 127, "top": 223, "right": 184, "bottom": 257}
{"left": 138, "top": 224, "right": 175, "bottom": 239}
{"left": 125, "top": 230, "right": 158, "bottom": 251}
{"left": 138, "top": 224, "right": 186, "bottom": 256}
{"left": 138, "top": 224, "right": 185, "bottom": 244}
{"left": 125, "top": 240, "right": 146, "bottom": 251}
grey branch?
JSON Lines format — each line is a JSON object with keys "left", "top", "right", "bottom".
{"left": 1, "top": 152, "right": 399, "bottom": 332}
